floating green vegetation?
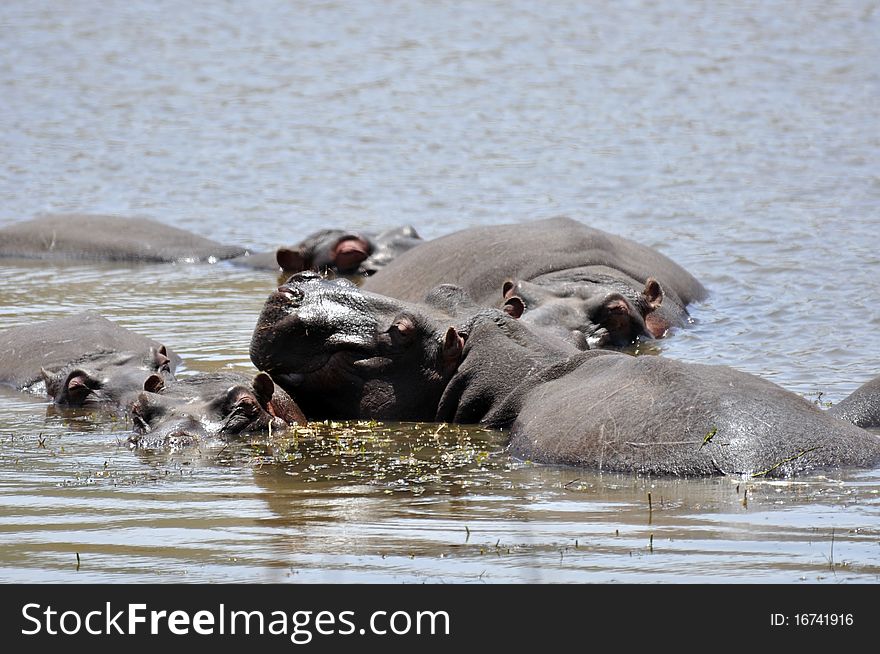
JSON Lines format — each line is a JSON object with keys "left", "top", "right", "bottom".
{"left": 246, "top": 420, "right": 515, "bottom": 495}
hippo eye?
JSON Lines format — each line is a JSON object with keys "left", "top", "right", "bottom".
{"left": 235, "top": 397, "right": 260, "bottom": 416}
{"left": 220, "top": 389, "right": 263, "bottom": 434}
{"left": 389, "top": 316, "right": 416, "bottom": 346}
{"left": 221, "top": 397, "right": 264, "bottom": 434}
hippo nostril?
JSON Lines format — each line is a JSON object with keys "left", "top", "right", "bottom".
{"left": 277, "top": 284, "right": 304, "bottom": 305}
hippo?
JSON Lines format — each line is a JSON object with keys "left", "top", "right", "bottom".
{"left": 0, "top": 214, "right": 246, "bottom": 263}
{"left": 362, "top": 216, "right": 705, "bottom": 346}
{"left": 272, "top": 225, "right": 423, "bottom": 276}
{"left": 128, "top": 370, "right": 306, "bottom": 449}
{"left": 828, "top": 376, "right": 880, "bottom": 429}
{"left": 502, "top": 272, "right": 665, "bottom": 349}
{"left": 249, "top": 273, "right": 880, "bottom": 477}
{"left": 0, "top": 311, "right": 180, "bottom": 409}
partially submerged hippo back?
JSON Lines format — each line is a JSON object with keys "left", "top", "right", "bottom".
{"left": 504, "top": 352, "right": 880, "bottom": 476}
{"left": 0, "top": 311, "right": 180, "bottom": 408}
{"left": 828, "top": 376, "right": 880, "bottom": 429}
{"left": 0, "top": 214, "right": 246, "bottom": 263}
{"left": 362, "top": 216, "right": 706, "bottom": 309}
{"left": 129, "top": 370, "right": 306, "bottom": 449}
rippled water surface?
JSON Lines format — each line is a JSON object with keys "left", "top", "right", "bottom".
{"left": 1, "top": 0, "right": 879, "bottom": 583}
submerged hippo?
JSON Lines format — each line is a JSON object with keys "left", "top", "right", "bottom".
{"left": 829, "top": 376, "right": 880, "bottom": 429}
{"left": 503, "top": 272, "right": 665, "bottom": 349}
{"left": 249, "top": 273, "right": 880, "bottom": 477}
{"left": 273, "top": 225, "right": 423, "bottom": 276}
{"left": 0, "top": 214, "right": 246, "bottom": 263}
{"left": 362, "top": 217, "right": 705, "bottom": 347}
{"left": 0, "top": 311, "right": 179, "bottom": 409}
{"left": 128, "top": 370, "right": 306, "bottom": 449}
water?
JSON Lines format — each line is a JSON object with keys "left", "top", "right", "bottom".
{"left": 1, "top": 0, "right": 879, "bottom": 583}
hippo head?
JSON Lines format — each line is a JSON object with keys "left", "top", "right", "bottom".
{"left": 129, "top": 371, "right": 305, "bottom": 448}
{"left": 502, "top": 278, "right": 664, "bottom": 349}
{"left": 276, "top": 230, "right": 372, "bottom": 275}
{"left": 40, "top": 346, "right": 173, "bottom": 408}
{"left": 250, "top": 271, "right": 466, "bottom": 420}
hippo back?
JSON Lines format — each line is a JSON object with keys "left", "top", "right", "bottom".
{"left": 363, "top": 217, "right": 706, "bottom": 308}
{"left": 0, "top": 214, "right": 246, "bottom": 263}
{"left": 828, "top": 376, "right": 880, "bottom": 429}
{"left": 508, "top": 354, "right": 880, "bottom": 476}
{"left": 0, "top": 311, "right": 180, "bottom": 390}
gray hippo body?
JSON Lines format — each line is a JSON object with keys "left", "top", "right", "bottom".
{"left": 129, "top": 370, "right": 306, "bottom": 449}
{"left": 828, "top": 376, "right": 880, "bottom": 429}
{"left": 362, "top": 217, "right": 705, "bottom": 347}
{"left": 0, "top": 311, "right": 179, "bottom": 409}
{"left": 250, "top": 274, "right": 880, "bottom": 477}
{"left": 0, "top": 214, "right": 246, "bottom": 263}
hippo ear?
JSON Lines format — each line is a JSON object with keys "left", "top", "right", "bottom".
{"left": 143, "top": 374, "right": 165, "bottom": 394}
{"left": 640, "top": 279, "right": 667, "bottom": 338}
{"left": 59, "top": 369, "right": 100, "bottom": 406}
{"left": 252, "top": 372, "right": 275, "bottom": 407}
{"left": 331, "top": 236, "right": 371, "bottom": 273}
{"left": 441, "top": 327, "right": 466, "bottom": 372}
{"left": 502, "top": 296, "right": 525, "bottom": 319}
{"left": 502, "top": 280, "right": 516, "bottom": 299}
{"left": 252, "top": 372, "right": 307, "bottom": 425}
{"left": 277, "top": 247, "right": 310, "bottom": 272}
{"left": 150, "top": 346, "right": 172, "bottom": 373}
{"left": 641, "top": 278, "right": 664, "bottom": 311}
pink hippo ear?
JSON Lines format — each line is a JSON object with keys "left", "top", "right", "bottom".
{"left": 391, "top": 316, "right": 417, "bottom": 346}
{"left": 252, "top": 371, "right": 275, "bottom": 407}
{"left": 641, "top": 278, "right": 669, "bottom": 338}
{"left": 276, "top": 247, "right": 310, "bottom": 272}
{"left": 441, "top": 327, "right": 466, "bottom": 372}
{"left": 59, "top": 369, "right": 100, "bottom": 405}
{"left": 143, "top": 374, "right": 165, "bottom": 394}
{"left": 502, "top": 280, "right": 516, "bottom": 299}
{"left": 331, "top": 236, "right": 371, "bottom": 273}
{"left": 252, "top": 372, "right": 307, "bottom": 426}
{"left": 642, "top": 278, "right": 663, "bottom": 311}
{"left": 502, "top": 296, "right": 525, "bottom": 319}
{"left": 150, "top": 345, "right": 172, "bottom": 373}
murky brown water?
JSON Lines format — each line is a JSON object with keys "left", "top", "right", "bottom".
{"left": 1, "top": 0, "right": 879, "bottom": 582}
